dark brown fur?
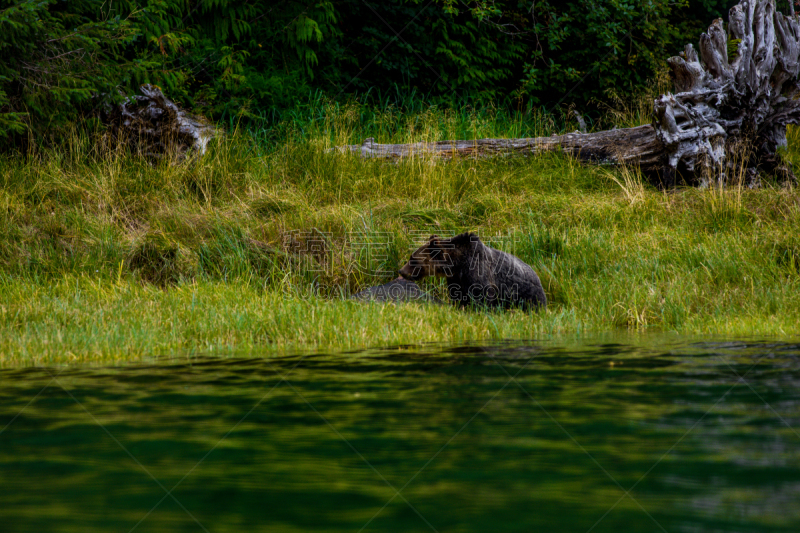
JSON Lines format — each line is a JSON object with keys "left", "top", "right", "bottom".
{"left": 399, "top": 233, "right": 547, "bottom": 310}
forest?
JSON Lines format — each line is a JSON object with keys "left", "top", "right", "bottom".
{"left": 1, "top": 0, "right": 743, "bottom": 140}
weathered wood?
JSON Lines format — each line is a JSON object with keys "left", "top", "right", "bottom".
{"left": 655, "top": 0, "right": 800, "bottom": 182}
{"left": 337, "top": 0, "right": 800, "bottom": 185}
{"left": 338, "top": 125, "right": 664, "bottom": 168}
{"left": 105, "top": 84, "right": 217, "bottom": 157}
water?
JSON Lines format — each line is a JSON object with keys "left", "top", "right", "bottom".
{"left": 1, "top": 338, "right": 800, "bottom": 532}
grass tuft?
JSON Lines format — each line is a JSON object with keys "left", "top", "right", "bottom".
{"left": 126, "top": 231, "right": 188, "bottom": 286}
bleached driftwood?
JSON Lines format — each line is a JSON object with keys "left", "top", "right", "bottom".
{"left": 105, "top": 84, "right": 216, "bottom": 157}
{"left": 654, "top": 0, "right": 800, "bottom": 184}
{"left": 337, "top": 0, "right": 800, "bottom": 185}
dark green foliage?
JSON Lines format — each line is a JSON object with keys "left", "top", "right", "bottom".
{"left": 1, "top": 0, "right": 738, "bottom": 142}
{"left": 0, "top": 0, "right": 186, "bottom": 137}
{"left": 127, "top": 231, "right": 183, "bottom": 286}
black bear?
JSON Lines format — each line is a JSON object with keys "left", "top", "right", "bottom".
{"left": 399, "top": 232, "right": 547, "bottom": 310}
{"left": 351, "top": 277, "right": 442, "bottom": 304}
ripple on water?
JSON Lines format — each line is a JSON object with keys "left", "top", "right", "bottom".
{"left": 1, "top": 338, "right": 799, "bottom": 532}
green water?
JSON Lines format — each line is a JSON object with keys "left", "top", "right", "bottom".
{"left": 1, "top": 338, "right": 800, "bottom": 532}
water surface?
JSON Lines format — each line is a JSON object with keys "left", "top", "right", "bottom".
{"left": 1, "top": 337, "right": 799, "bottom": 532}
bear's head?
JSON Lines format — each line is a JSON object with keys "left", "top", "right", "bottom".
{"left": 399, "top": 234, "right": 467, "bottom": 280}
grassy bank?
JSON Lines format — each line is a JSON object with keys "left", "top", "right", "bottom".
{"left": 1, "top": 101, "right": 799, "bottom": 365}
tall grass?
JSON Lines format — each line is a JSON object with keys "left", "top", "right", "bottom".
{"left": 0, "top": 98, "right": 798, "bottom": 365}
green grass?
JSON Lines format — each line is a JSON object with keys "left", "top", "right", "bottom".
{"left": 1, "top": 100, "right": 799, "bottom": 365}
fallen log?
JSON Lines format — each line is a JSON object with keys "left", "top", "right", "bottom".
{"left": 337, "top": 0, "right": 800, "bottom": 186}
{"left": 338, "top": 125, "right": 664, "bottom": 169}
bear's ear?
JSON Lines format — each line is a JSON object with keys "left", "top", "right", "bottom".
{"left": 450, "top": 232, "right": 478, "bottom": 246}
{"left": 428, "top": 234, "right": 440, "bottom": 246}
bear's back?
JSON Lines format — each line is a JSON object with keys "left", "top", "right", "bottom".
{"left": 463, "top": 244, "right": 546, "bottom": 309}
